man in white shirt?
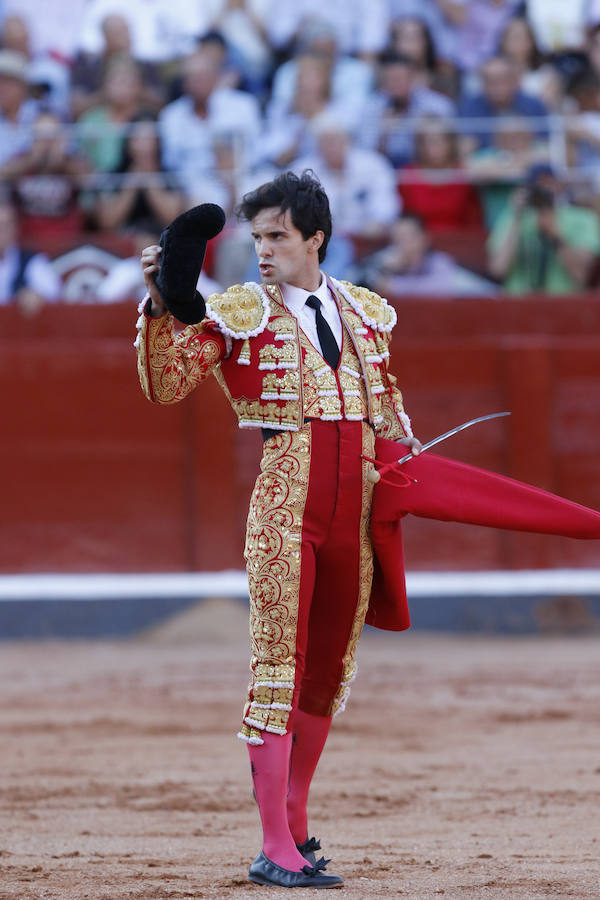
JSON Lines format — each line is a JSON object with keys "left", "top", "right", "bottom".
{"left": 268, "top": 20, "right": 374, "bottom": 117}
{"left": 295, "top": 113, "right": 400, "bottom": 276}
{"left": 159, "top": 49, "right": 260, "bottom": 195}
{"left": 360, "top": 53, "right": 455, "bottom": 167}
{"left": 77, "top": 0, "right": 215, "bottom": 63}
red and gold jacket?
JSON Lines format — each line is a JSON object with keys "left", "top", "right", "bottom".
{"left": 135, "top": 275, "right": 413, "bottom": 442}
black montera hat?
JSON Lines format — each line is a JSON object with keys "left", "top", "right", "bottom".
{"left": 155, "top": 203, "right": 226, "bottom": 324}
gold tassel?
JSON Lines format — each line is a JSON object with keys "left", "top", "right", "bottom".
{"left": 375, "top": 332, "right": 388, "bottom": 358}
{"left": 237, "top": 338, "right": 251, "bottom": 365}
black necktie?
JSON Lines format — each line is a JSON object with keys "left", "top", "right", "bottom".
{"left": 305, "top": 295, "right": 340, "bottom": 370}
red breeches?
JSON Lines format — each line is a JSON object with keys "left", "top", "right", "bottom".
{"left": 239, "top": 420, "right": 375, "bottom": 745}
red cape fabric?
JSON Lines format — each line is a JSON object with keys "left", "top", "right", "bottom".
{"left": 366, "top": 437, "right": 600, "bottom": 632}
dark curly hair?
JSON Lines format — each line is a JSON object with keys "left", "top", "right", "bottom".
{"left": 236, "top": 170, "right": 332, "bottom": 263}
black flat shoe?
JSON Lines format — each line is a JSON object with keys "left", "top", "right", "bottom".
{"left": 248, "top": 851, "right": 343, "bottom": 888}
{"left": 296, "top": 836, "right": 322, "bottom": 867}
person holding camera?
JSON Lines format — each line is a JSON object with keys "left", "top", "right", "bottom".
{"left": 487, "top": 164, "right": 600, "bottom": 293}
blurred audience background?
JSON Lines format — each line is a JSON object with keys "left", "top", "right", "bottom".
{"left": 3, "top": 0, "right": 600, "bottom": 308}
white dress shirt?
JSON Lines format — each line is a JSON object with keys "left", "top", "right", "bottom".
{"left": 159, "top": 91, "right": 260, "bottom": 190}
{"left": 280, "top": 272, "right": 342, "bottom": 357}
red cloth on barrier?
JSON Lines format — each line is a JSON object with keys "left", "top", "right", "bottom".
{"left": 366, "top": 438, "right": 600, "bottom": 632}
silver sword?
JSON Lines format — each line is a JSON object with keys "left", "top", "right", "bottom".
{"left": 396, "top": 411, "right": 511, "bottom": 465}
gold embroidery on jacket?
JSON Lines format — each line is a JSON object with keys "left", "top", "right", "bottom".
{"left": 138, "top": 281, "right": 409, "bottom": 437}
{"left": 260, "top": 371, "right": 300, "bottom": 401}
{"left": 138, "top": 315, "right": 223, "bottom": 405}
{"left": 206, "top": 282, "right": 267, "bottom": 336}
{"left": 337, "top": 280, "right": 397, "bottom": 330}
{"left": 259, "top": 342, "right": 298, "bottom": 371}
{"left": 376, "top": 371, "right": 408, "bottom": 440}
{"left": 338, "top": 335, "right": 369, "bottom": 421}
{"left": 267, "top": 315, "right": 297, "bottom": 338}
{"left": 234, "top": 398, "right": 302, "bottom": 429}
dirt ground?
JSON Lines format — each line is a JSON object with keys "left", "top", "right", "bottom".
{"left": 1, "top": 599, "right": 599, "bottom": 900}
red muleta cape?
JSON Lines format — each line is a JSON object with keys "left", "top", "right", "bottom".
{"left": 366, "top": 436, "right": 600, "bottom": 632}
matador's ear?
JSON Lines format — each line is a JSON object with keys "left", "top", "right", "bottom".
{"left": 156, "top": 203, "right": 226, "bottom": 325}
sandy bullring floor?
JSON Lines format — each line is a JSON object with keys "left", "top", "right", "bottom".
{"left": 0, "top": 598, "right": 599, "bottom": 899}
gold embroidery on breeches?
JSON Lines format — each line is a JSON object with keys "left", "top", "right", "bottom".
{"left": 239, "top": 428, "right": 311, "bottom": 744}
{"left": 238, "top": 422, "right": 376, "bottom": 745}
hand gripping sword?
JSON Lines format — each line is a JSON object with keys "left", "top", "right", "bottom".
{"left": 366, "top": 412, "right": 511, "bottom": 483}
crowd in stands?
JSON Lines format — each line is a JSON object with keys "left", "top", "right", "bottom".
{"left": 3, "top": 0, "right": 600, "bottom": 308}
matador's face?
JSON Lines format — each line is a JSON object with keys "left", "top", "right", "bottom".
{"left": 250, "top": 207, "right": 323, "bottom": 288}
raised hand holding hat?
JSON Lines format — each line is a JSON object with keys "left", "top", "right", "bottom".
{"left": 152, "top": 203, "right": 226, "bottom": 325}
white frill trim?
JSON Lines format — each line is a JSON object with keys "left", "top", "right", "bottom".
{"left": 133, "top": 333, "right": 141, "bottom": 349}
{"left": 260, "top": 392, "right": 299, "bottom": 401}
{"left": 340, "top": 365, "right": 361, "bottom": 379}
{"left": 373, "top": 415, "right": 384, "bottom": 424}
{"left": 333, "top": 687, "right": 351, "bottom": 717}
{"left": 380, "top": 349, "right": 390, "bottom": 359}
{"left": 344, "top": 389, "right": 361, "bottom": 397}
{"left": 237, "top": 357, "right": 251, "bottom": 366}
{"left": 244, "top": 716, "right": 268, "bottom": 730}
{"left": 135, "top": 314, "right": 144, "bottom": 330}
{"left": 265, "top": 725, "right": 287, "bottom": 735}
{"left": 274, "top": 333, "right": 295, "bottom": 341}
{"left": 249, "top": 701, "right": 293, "bottom": 712}
{"left": 318, "top": 389, "right": 339, "bottom": 397}
{"left": 254, "top": 680, "right": 295, "bottom": 689}
{"left": 314, "top": 365, "right": 330, "bottom": 377}
{"left": 354, "top": 327, "right": 368, "bottom": 335}
{"left": 333, "top": 664, "right": 358, "bottom": 718}
{"left": 260, "top": 362, "right": 298, "bottom": 371}
{"left": 345, "top": 413, "right": 364, "bottom": 421}
{"left": 239, "top": 421, "right": 299, "bottom": 432}
{"left": 330, "top": 277, "right": 397, "bottom": 333}
{"left": 237, "top": 731, "right": 264, "bottom": 745}
{"left": 320, "top": 414, "right": 343, "bottom": 421}
{"left": 399, "top": 411, "right": 414, "bottom": 438}
{"left": 366, "top": 354, "right": 382, "bottom": 364}
{"left": 371, "top": 385, "right": 386, "bottom": 395}
{"left": 205, "top": 281, "right": 270, "bottom": 340}
{"left": 137, "top": 295, "right": 149, "bottom": 314}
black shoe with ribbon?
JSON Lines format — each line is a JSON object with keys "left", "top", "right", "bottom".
{"left": 248, "top": 851, "right": 343, "bottom": 888}
{"left": 296, "top": 835, "right": 322, "bottom": 867}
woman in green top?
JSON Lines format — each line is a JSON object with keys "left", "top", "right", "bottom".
{"left": 79, "top": 57, "right": 149, "bottom": 173}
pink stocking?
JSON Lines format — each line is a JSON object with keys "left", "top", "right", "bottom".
{"left": 287, "top": 709, "right": 332, "bottom": 844}
{"left": 248, "top": 732, "right": 307, "bottom": 870}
